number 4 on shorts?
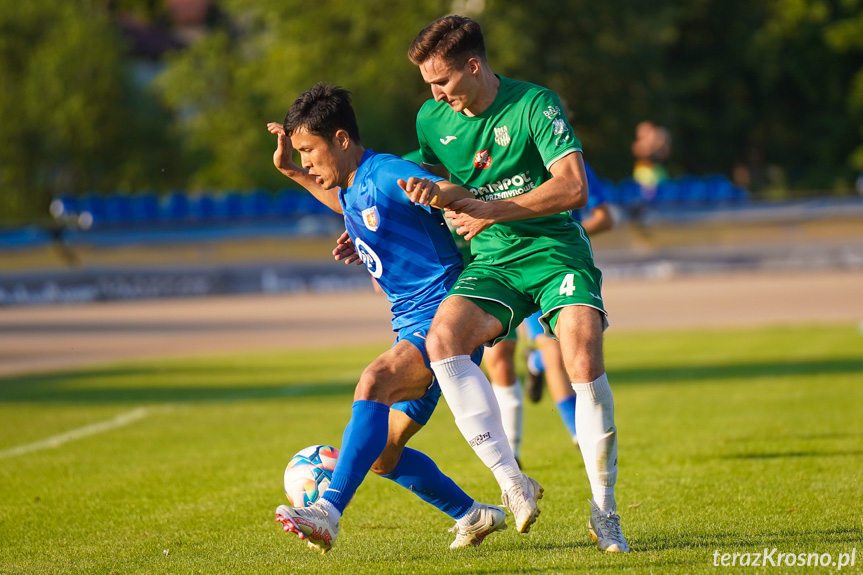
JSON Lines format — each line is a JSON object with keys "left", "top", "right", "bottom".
{"left": 559, "top": 273, "right": 576, "bottom": 297}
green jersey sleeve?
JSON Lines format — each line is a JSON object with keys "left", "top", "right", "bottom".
{"left": 526, "top": 89, "right": 582, "bottom": 170}
{"left": 416, "top": 103, "right": 443, "bottom": 167}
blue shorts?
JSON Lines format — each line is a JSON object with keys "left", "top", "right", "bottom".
{"left": 524, "top": 310, "right": 545, "bottom": 341}
{"left": 391, "top": 319, "right": 483, "bottom": 426}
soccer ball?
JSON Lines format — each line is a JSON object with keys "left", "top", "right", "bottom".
{"left": 283, "top": 444, "right": 339, "bottom": 507}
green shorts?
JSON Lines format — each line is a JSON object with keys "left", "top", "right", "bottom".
{"left": 446, "top": 249, "right": 607, "bottom": 345}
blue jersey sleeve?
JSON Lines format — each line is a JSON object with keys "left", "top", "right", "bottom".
{"left": 376, "top": 156, "right": 445, "bottom": 215}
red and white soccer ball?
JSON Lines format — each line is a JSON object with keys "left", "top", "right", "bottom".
{"left": 283, "top": 445, "right": 339, "bottom": 507}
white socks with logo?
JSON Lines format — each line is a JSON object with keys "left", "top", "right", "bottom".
{"left": 431, "top": 355, "right": 523, "bottom": 491}
{"left": 491, "top": 379, "right": 523, "bottom": 461}
{"left": 572, "top": 372, "right": 617, "bottom": 512}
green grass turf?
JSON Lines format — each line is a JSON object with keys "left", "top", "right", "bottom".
{"left": 1, "top": 323, "right": 861, "bottom": 574}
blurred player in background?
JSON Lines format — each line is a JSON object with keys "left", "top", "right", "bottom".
{"left": 630, "top": 120, "right": 672, "bottom": 232}
{"left": 268, "top": 83, "right": 507, "bottom": 554}
{"left": 406, "top": 15, "right": 629, "bottom": 552}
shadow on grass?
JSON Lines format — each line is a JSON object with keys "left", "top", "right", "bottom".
{"left": 0, "top": 381, "right": 358, "bottom": 404}
{"left": 608, "top": 358, "right": 863, "bottom": 386}
{"left": 631, "top": 527, "right": 863, "bottom": 553}
{"left": 1, "top": 356, "right": 861, "bottom": 405}
{"left": 723, "top": 450, "right": 863, "bottom": 460}
{"left": 0, "top": 364, "right": 359, "bottom": 404}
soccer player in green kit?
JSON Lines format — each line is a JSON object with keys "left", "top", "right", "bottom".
{"left": 405, "top": 15, "right": 630, "bottom": 553}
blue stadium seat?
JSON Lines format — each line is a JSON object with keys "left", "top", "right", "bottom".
{"left": 132, "top": 191, "right": 160, "bottom": 222}
{"left": 105, "top": 194, "right": 134, "bottom": 224}
{"left": 223, "top": 191, "right": 244, "bottom": 220}
{"left": 703, "top": 174, "right": 736, "bottom": 205}
{"left": 309, "top": 196, "right": 331, "bottom": 215}
{"left": 676, "top": 176, "right": 708, "bottom": 206}
{"left": 616, "top": 178, "right": 643, "bottom": 208}
{"left": 78, "top": 193, "right": 107, "bottom": 226}
{"left": 294, "top": 193, "right": 329, "bottom": 215}
{"left": 162, "top": 190, "right": 190, "bottom": 221}
{"left": 190, "top": 191, "right": 222, "bottom": 221}
{"left": 654, "top": 179, "right": 681, "bottom": 206}
{"left": 51, "top": 195, "right": 78, "bottom": 218}
{"left": 732, "top": 186, "right": 751, "bottom": 203}
{"left": 244, "top": 189, "right": 273, "bottom": 218}
{"left": 275, "top": 189, "right": 301, "bottom": 217}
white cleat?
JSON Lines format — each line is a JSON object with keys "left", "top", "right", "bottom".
{"left": 588, "top": 499, "right": 630, "bottom": 553}
{"left": 500, "top": 474, "right": 544, "bottom": 533}
{"left": 275, "top": 503, "right": 339, "bottom": 555}
{"left": 448, "top": 504, "right": 508, "bottom": 549}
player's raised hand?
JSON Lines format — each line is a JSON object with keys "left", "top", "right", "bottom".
{"left": 267, "top": 122, "right": 297, "bottom": 174}
{"left": 446, "top": 198, "right": 496, "bottom": 240}
{"left": 333, "top": 230, "right": 361, "bottom": 265}
{"left": 399, "top": 177, "right": 441, "bottom": 207}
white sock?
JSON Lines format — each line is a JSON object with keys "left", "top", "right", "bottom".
{"left": 455, "top": 500, "right": 482, "bottom": 528}
{"left": 492, "top": 379, "right": 523, "bottom": 460}
{"left": 431, "top": 355, "right": 523, "bottom": 491}
{"left": 317, "top": 498, "right": 341, "bottom": 523}
{"left": 572, "top": 373, "right": 617, "bottom": 511}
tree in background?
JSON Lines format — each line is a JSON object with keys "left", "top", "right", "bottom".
{"left": 476, "top": 0, "right": 679, "bottom": 182}
{"left": 156, "top": 0, "right": 449, "bottom": 192}
{"left": 0, "top": 0, "right": 180, "bottom": 225}
{"left": 2, "top": 0, "right": 862, "bottom": 226}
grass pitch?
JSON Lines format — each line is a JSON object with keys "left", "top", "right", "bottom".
{"left": 1, "top": 324, "right": 861, "bottom": 574}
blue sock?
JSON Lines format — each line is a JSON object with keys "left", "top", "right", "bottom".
{"left": 322, "top": 400, "right": 390, "bottom": 513}
{"left": 383, "top": 447, "right": 474, "bottom": 520}
{"left": 528, "top": 349, "right": 545, "bottom": 374}
{"left": 556, "top": 395, "right": 578, "bottom": 438}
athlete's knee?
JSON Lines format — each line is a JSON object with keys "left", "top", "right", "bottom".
{"left": 564, "top": 351, "right": 605, "bottom": 383}
{"left": 371, "top": 444, "right": 403, "bottom": 476}
{"left": 354, "top": 366, "right": 392, "bottom": 404}
{"left": 426, "top": 322, "right": 461, "bottom": 361}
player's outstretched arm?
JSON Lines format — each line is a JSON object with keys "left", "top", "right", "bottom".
{"left": 399, "top": 177, "right": 472, "bottom": 209}
{"left": 267, "top": 122, "right": 342, "bottom": 214}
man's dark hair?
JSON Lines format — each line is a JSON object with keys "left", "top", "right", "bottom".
{"left": 283, "top": 82, "right": 362, "bottom": 143}
{"left": 408, "top": 15, "right": 486, "bottom": 69}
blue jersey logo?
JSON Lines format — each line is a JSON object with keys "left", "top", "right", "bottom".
{"left": 355, "top": 238, "right": 383, "bottom": 278}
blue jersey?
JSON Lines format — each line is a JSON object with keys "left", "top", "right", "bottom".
{"left": 339, "top": 150, "right": 464, "bottom": 330}
{"left": 573, "top": 162, "right": 606, "bottom": 222}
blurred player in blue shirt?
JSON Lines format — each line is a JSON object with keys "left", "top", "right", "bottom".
{"left": 267, "top": 83, "right": 506, "bottom": 554}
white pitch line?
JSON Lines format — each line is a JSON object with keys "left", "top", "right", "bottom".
{"left": 0, "top": 407, "right": 152, "bottom": 460}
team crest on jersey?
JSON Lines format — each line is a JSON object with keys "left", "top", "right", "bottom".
{"left": 494, "top": 126, "right": 511, "bottom": 147}
{"left": 362, "top": 206, "right": 380, "bottom": 231}
{"left": 552, "top": 117, "right": 568, "bottom": 135}
{"left": 553, "top": 117, "right": 572, "bottom": 146}
{"left": 473, "top": 149, "right": 493, "bottom": 169}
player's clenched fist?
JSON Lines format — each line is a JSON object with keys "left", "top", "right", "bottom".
{"left": 398, "top": 177, "right": 441, "bottom": 207}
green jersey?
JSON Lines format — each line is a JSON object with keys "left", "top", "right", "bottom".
{"left": 416, "top": 75, "right": 583, "bottom": 266}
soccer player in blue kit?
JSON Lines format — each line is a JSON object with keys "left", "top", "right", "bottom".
{"left": 267, "top": 83, "right": 508, "bottom": 554}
